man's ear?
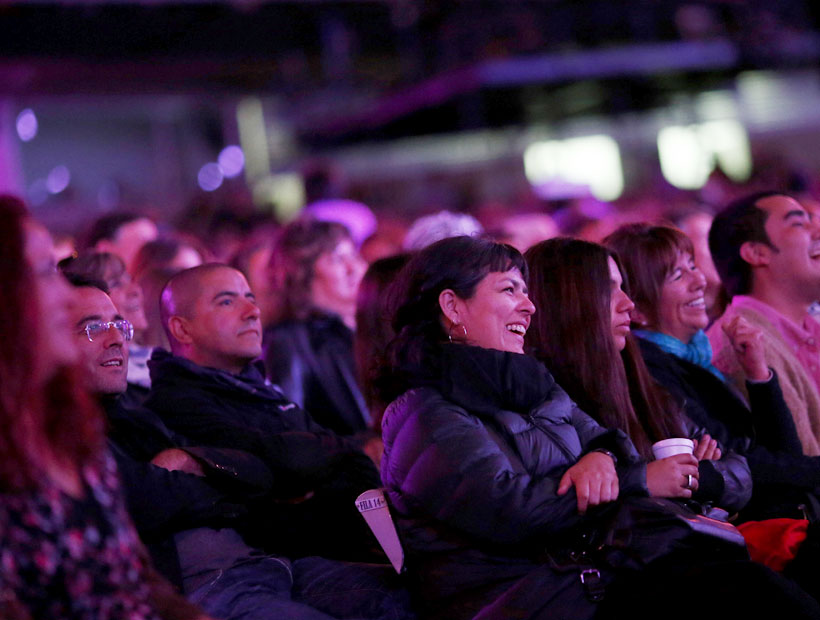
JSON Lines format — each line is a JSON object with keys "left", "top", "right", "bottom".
{"left": 438, "top": 289, "right": 462, "bottom": 326}
{"left": 739, "top": 241, "right": 771, "bottom": 267}
{"left": 167, "top": 315, "right": 194, "bottom": 346}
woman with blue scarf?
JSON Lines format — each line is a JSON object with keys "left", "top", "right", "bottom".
{"left": 605, "top": 223, "right": 820, "bottom": 522}
{"left": 524, "top": 237, "right": 751, "bottom": 513}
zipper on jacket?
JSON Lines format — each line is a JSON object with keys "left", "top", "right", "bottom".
{"left": 526, "top": 413, "right": 576, "bottom": 461}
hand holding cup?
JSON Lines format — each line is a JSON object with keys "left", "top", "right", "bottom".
{"left": 648, "top": 439, "right": 699, "bottom": 498}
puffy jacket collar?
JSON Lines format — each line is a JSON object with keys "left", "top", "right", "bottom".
{"left": 148, "top": 348, "right": 288, "bottom": 404}
{"left": 406, "top": 344, "right": 558, "bottom": 416}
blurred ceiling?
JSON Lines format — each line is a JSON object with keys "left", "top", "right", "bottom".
{"left": 3, "top": 0, "right": 819, "bottom": 145}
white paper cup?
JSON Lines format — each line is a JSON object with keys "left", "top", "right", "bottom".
{"left": 652, "top": 437, "right": 695, "bottom": 460}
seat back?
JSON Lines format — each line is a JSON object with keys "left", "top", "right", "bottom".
{"left": 355, "top": 488, "right": 405, "bottom": 574}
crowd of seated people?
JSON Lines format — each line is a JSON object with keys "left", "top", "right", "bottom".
{"left": 7, "top": 185, "right": 820, "bottom": 619}
{"left": 523, "top": 237, "right": 750, "bottom": 513}
{"left": 605, "top": 223, "right": 820, "bottom": 515}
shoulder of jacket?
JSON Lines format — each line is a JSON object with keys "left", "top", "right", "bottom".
{"left": 385, "top": 387, "right": 476, "bottom": 427}
{"left": 389, "top": 386, "right": 459, "bottom": 412}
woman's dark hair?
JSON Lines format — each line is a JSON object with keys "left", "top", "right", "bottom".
{"left": 354, "top": 252, "right": 413, "bottom": 430}
{"left": 62, "top": 271, "right": 110, "bottom": 293}
{"left": 380, "top": 236, "right": 527, "bottom": 402}
{"left": 85, "top": 211, "right": 143, "bottom": 247}
{"left": 136, "top": 266, "right": 178, "bottom": 349}
{"left": 131, "top": 237, "right": 206, "bottom": 280}
{"left": 524, "top": 237, "right": 684, "bottom": 460}
{"left": 0, "top": 198, "right": 103, "bottom": 491}
{"left": 60, "top": 251, "right": 127, "bottom": 291}
{"left": 268, "top": 217, "right": 352, "bottom": 322}
{"left": 604, "top": 223, "right": 694, "bottom": 332}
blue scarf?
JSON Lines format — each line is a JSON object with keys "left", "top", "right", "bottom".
{"left": 634, "top": 329, "right": 727, "bottom": 383}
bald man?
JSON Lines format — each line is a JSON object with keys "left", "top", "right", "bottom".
{"left": 159, "top": 263, "right": 263, "bottom": 376}
{"left": 144, "top": 264, "right": 386, "bottom": 564}
{"left": 63, "top": 273, "right": 349, "bottom": 620}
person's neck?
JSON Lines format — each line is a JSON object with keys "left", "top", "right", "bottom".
{"left": 749, "top": 278, "right": 813, "bottom": 326}
{"left": 96, "top": 393, "right": 120, "bottom": 414}
{"left": 182, "top": 349, "right": 247, "bottom": 377}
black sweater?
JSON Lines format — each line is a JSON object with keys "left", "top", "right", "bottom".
{"left": 638, "top": 338, "right": 820, "bottom": 519}
{"left": 144, "top": 349, "right": 381, "bottom": 560}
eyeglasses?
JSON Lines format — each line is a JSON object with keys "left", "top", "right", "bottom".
{"left": 81, "top": 319, "right": 134, "bottom": 343}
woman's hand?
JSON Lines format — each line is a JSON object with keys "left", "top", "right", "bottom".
{"left": 646, "top": 453, "right": 699, "bottom": 498}
{"left": 722, "top": 316, "right": 770, "bottom": 382}
{"left": 557, "top": 451, "right": 619, "bottom": 514}
{"left": 692, "top": 434, "right": 722, "bottom": 461}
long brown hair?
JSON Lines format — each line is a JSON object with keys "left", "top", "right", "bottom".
{"left": 0, "top": 198, "right": 103, "bottom": 491}
{"left": 524, "top": 237, "right": 684, "bottom": 460}
{"left": 604, "top": 223, "right": 694, "bottom": 332}
{"left": 267, "top": 218, "right": 351, "bottom": 324}
{"left": 60, "top": 250, "right": 127, "bottom": 290}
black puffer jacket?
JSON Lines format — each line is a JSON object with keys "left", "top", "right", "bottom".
{"left": 381, "top": 345, "right": 649, "bottom": 620}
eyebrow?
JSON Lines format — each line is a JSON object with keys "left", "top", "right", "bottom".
{"left": 784, "top": 210, "right": 808, "bottom": 220}
{"left": 212, "top": 291, "right": 238, "bottom": 301}
{"left": 75, "top": 314, "right": 103, "bottom": 328}
{"left": 212, "top": 291, "right": 256, "bottom": 302}
{"left": 500, "top": 277, "right": 528, "bottom": 293}
{"left": 74, "top": 312, "right": 123, "bottom": 328}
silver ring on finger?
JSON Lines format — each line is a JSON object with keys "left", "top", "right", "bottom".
{"left": 685, "top": 474, "right": 694, "bottom": 490}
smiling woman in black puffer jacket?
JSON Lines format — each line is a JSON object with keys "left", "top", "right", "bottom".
{"left": 377, "top": 235, "right": 820, "bottom": 620}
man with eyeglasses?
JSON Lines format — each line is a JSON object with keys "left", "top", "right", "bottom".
{"left": 71, "top": 288, "right": 133, "bottom": 395}
{"left": 63, "top": 272, "right": 347, "bottom": 620}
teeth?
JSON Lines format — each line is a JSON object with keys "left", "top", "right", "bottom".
{"left": 102, "top": 361, "right": 121, "bottom": 367}
{"left": 506, "top": 324, "right": 526, "bottom": 335}
{"left": 685, "top": 298, "right": 705, "bottom": 308}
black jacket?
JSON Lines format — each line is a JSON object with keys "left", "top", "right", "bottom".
{"left": 145, "top": 349, "right": 381, "bottom": 560}
{"left": 381, "top": 345, "right": 649, "bottom": 620}
{"left": 104, "top": 399, "right": 272, "bottom": 586}
{"left": 638, "top": 338, "right": 820, "bottom": 519}
{"left": 263, "top": 314, "right": 370, "bottom": 435}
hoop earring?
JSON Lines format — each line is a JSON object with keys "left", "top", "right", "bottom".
{"left": 448, "top": 323, "right": 468, "bottom": 343}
